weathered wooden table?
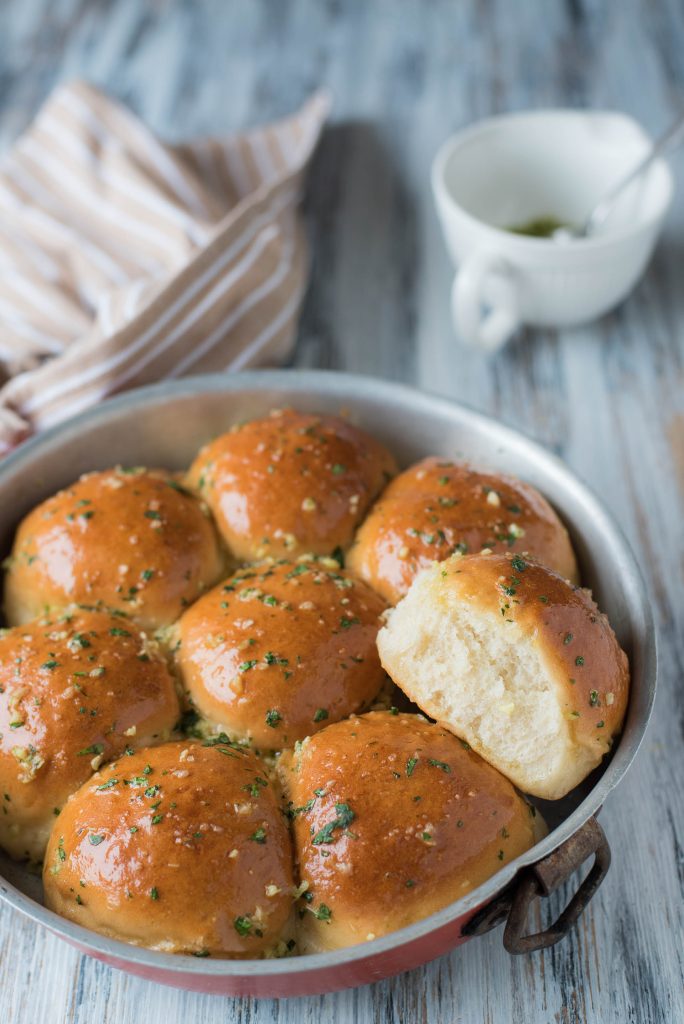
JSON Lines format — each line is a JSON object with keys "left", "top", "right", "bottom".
{"left": 0, "top": 2, "right": 682, "bottom": 1021}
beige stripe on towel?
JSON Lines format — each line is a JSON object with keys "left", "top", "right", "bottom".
{"left": 0, "top": 80, "right": 329, "bottom": 452}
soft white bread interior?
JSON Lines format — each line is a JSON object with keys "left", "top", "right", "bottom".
{"left": 377, "top": 552, "right": 629, "bottom": 799}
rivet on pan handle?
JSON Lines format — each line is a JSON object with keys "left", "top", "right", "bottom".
{"left": 503, "top": 815, "right": 611, "bottom": 954}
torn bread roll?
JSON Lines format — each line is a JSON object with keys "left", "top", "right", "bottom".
{"left": 377, "top": 552, "right": 629, "bottom": 800}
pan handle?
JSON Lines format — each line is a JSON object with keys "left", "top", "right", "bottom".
{"left": 462, "top": 816, "right": 611, "bottom": 952}
{"left": 503, "top": 815, "right": 611, "bottom": 953}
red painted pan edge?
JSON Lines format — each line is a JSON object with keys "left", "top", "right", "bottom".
{"left": 56, "top": 906, "right": 479, "bottom": 997}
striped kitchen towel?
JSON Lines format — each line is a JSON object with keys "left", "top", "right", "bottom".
{"left": 0, "top": 80, "right": 330, "bottom": 453}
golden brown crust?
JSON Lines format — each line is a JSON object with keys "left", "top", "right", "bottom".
{"left": 0, "top": 609, "right": 179, "bottom": 862}
{"left": 347, "top": 458, "right": 579, "bottom": 603}
{"left": 186, "top": 409, "right": 397, "bottom": 561}
{"left": 279, "top": 711, "right": 539, "bottom": 951}
{"left": 175, "top": 559, "right": 388, "bottom": 749}
{"left": 437, "top": 552, "right": 629, "bottom": 751}
{"left": 43, "top": 740, "right": 294, "bottom": 957}
{"left": 4, "top": 468, "right": 225, "bottom": 631}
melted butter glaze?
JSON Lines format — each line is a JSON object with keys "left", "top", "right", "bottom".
{"left": 176, "top": 559, "right": 388, "bottom": 749}
{"left": 43, "top": 740, "right": 294, "bottom": 957}
{"left": 0, "top": 609, "right": 179, "bottom": 862}
{"left": 280, "top": 711, "right": 539, "bottom": 952}
{"left": 347, "top": 457, "right": 579, "bottom": 604}
{"left": 187, "top": 409, "right": 397, "bottom": 561}
{"left": 4, "top": 468, "right": 225, "bottom": 631}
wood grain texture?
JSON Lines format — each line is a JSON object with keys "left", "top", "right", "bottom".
{"left": 0, "top": 1, "right": 682, "bottom": 1021}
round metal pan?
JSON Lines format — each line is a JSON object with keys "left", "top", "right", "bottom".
{"left": 0, "top": 370, "right": 656, "bottom": 996}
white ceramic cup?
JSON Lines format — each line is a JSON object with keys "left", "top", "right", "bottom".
{"left": 431, "top": 110, "right": 674, "bottom": 351}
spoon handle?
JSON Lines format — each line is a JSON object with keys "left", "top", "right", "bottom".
{"left": 584, "top": 109, "right": 684, "bottom": 235}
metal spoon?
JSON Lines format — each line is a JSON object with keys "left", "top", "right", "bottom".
{"left": 554, "top": 109, "right": 684, "bottom": 240}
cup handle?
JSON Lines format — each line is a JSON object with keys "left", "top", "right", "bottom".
{"left": 452, "top": 250, "right": 520, "bottom": 352}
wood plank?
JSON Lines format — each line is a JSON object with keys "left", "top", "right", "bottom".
{"left": 0, "top": 1, "right": 682, "bottom": 1021}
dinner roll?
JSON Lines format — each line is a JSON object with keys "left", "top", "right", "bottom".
{"left": 279, "top": 711, "right": 542, "bottom": 952}
{"left": 0, "top": 609, "right": 178, "bottom": 862}
{"left": 174, "top": 558, "right": 388, "bottom": 749}
{"left": 377, "top": 552, "right": 629, "bottom": 799}
{"left": 4, "top": 468, "right": 224, "bottom": 631}
{"left": 186, "top": 409, "right": 397, "bottom": 561}
{"left": 347, "top": 457, "right": 579, "bottom": 603}
{"left": 43, "top": 740, "right": 294, "bottom": 957}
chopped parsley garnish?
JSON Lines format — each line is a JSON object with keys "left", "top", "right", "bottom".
{"left": 339, "top": 616, "right": 360, "bottom": 630}
{"left": 109, "top": 627, "right": 131, "bottom": 637}
{"left": 510, "top": 556, "right": 527, "bottom": 572}
{"left": 42, "top": 660, "right": 59, "bottom": 670}
{"left": 144, "top": 510, "right": 161, "bottom": 520}
{"left": 286, "top": 564, "right": 309, "bottom": 578}
{"left": 77, "top": 743, "right": 104, "bottom": 757}
{"left": 575, "top": 656, "right": 585, "bottom": 666}
{"left": 249, "top": 827, "right": 267, "bottom": 844}
{"left": 264, "top": 652, "right": 288, "bottom": 666}
{"left": 406, "top": 757, "right": 418, "bottom": 777}
{"left": 315, "top": 904, "right": 332, "bottom": 921}
{"left": 589, "top": 690, "right": 600, "bottom": 707}
{"left": 244, "top": 776, "right": 268, "bottom": 798}
{"left": 69, "top": 633, "right": 91, "bottom": 649}
{"left": 234, "top": 916, "right": 252, "bottom": 936}
{"left": 126, "top": 775, "right": 151, "bottom": 787}
{"left": 265, "top": 709, "right": 282, "bottom": 728}
{"left": 563, "top": 632, "right": 573, "bottom": 645}
{"left": 427, "top": 759, "right": 451, "bottom": 773}
{"left": 96, "top": 779, "right": 118, "bottom": 791}
{"left": 150, "top": 887, "right": 159, "bottom": 900}
{"left": 89, "top": 834, "right": 105, "bottom": 846}
{"left": 313, "top": 708, "right": 329, "bottom": 723}
{"left": 151, "top": 814, "right": 164, "bottom": 825}
{"left": 311, "top": 802, "right": 356, "bottom": 845}
{"left": 332, "top": 464, "right": 346, "bottom": 475}
{"left": 239, "top": 660, "right": 258, "bottom": 672}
